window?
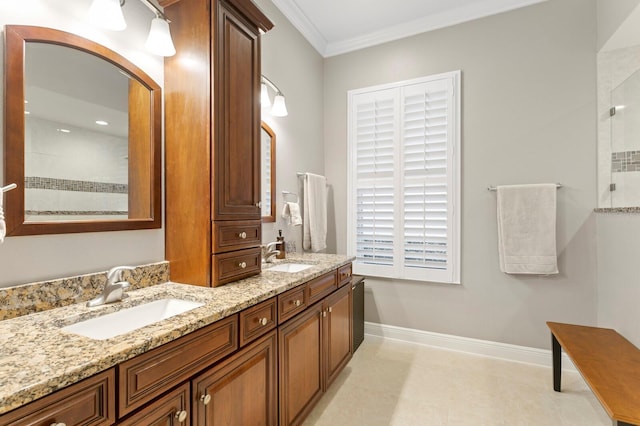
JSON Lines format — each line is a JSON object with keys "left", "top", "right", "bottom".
{"left": 347, "top": 71, "right": 460, "bottom": 284}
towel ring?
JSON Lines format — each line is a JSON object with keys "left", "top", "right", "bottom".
{"left": 282, "top": 190, "right": 299, "bottom": 204}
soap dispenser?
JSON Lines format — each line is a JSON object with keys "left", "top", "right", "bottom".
{"left": 276, "top": 230, "right": 286, "bottom": 259}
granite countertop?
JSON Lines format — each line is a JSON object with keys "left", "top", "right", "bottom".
{"left": 0, "top": 253, "right": 354, "bottom": 415}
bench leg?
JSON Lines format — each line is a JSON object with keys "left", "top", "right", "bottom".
{"left": 552, "top": 333, "right": 561, "bottom": 392}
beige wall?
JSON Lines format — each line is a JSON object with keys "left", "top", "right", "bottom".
{"left": 324, "top": 0, "right": 598, "bottom": 349}
{"left": 256, "top": 0, "right": 325, "bottom": 251}
{"left": 0, "top": 1, "right": 165, "bottom": 288}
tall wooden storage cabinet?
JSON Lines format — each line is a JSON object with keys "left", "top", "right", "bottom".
{"left": 161, "top": 0, "right": 273, "bottom": 287}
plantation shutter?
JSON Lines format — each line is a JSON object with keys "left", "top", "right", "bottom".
{"left": 348, "top": 71, "right": 460, "bottom": 284}
{"left": 401, "top": 79, "right": 453, "bottom": 282}
{"left": 352, "top": 89, "right": 398, "bottom": 275}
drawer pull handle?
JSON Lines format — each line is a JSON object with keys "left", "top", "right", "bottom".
{"left": 293, "top": 299, "right": 302, "bottom": 307}
{"left": 322, "top": 311, "right": 327, "bottom": 318}
{"left": 50, "top": 423, "right": 66, "bottom": 426}
{"left": 201, "top": 394, "right": 212, "bottom": 405}
{"left": 238, "top": 231, "right": 247, "bottom": 239}
{"left": 328, "top": 307, "right": 332, "bottom": 313}
{"left": 260, "top": 317, "right": 268, "bottom": 326}
{"left": 238, "top": 261, "right": 247, "bottom": 269}
{"left": 256, "top": 201, "right": 262, "bottom": 208}
{"left": 175, "top": 410, "right": 188, "bottom": 423}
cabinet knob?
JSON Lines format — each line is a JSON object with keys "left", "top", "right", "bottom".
{"left": 238, "top": 261, "right": 247, "bottom": 269}
{"left": 294, "top": 299, "right": 301, "bottom": 307}
{"left": 328, "top": 307, "right": 332, "bottom": 313}
{"left": 201, "top": 394, "right": 212, "bottom": 405}
{"left": 50, "top": 423, "right": 66, "bottom": 426}
{"left": 322, "top": 311, "right": 327, "bottom": 318}
{"left": 175, "top": 410, "right": 188, "bottom": 423}
{"left": 238, "top": 231, "right": 247, "bottom": 239}
{"left": 256, "top": 201, "right": 262, "bottom": 208}
{"left": 259, "top": 317, "right": 268, "bottom": 326}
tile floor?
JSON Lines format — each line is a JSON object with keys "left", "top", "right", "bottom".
{"left": 303, "top": 336, "right": 610, "bottom": 425}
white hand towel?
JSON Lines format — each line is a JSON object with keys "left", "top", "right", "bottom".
{"left": 303, "top": 173, "right": 327, "bottom": 252}
{"left": 281, "top": 202, "right": 302, "bottom": 226}
{"left": 497, "top": 184, "right": 558, "bottom": 274}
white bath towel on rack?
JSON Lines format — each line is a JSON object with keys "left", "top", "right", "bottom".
{"left": 497, "top": 184, "right": 558, "bottom": 274}
{"left": 303, "top": 173, "right": 327, "bottom": 252}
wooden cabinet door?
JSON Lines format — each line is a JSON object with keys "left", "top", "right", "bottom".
{"left": 278, "top": 302, "right": 324, "bottom": 426}
{"left": 212, "top": 1, "right": 261, "bottom": 220}
{"left": 193, "top": 330, "right": 277, "bottom": 426}
{"left": 324, "top": 284, "right": 353, "bottom": 388}
{"left": 118, "top": 383, "right": 190, "bottom": 426}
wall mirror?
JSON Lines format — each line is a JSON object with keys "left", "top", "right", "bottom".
{"left": 261, "top": 122, "right": 276, "bottom": 222}
{"left": 3, "top": 25, "right": 161, "bottom": 235}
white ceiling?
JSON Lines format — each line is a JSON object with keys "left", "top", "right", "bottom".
{"left": 271, "top": 0, "right": 548, "bottom": 57}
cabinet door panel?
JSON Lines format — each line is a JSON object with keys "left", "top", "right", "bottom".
{"left": 193, "top": 331, "right": 277, "bottom": 426}
{"left": 324, "top": 284, "right": 353, "bottom": 388}
{"left": 279, "top": 303, "right": 324, "bottom": 426}
{"left": 212, "top": 2, "right": 261, "bottom": 220}
{"left": 118, "top": 383, "right": 190, "bottom": 426}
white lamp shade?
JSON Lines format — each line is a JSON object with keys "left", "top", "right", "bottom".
{"left": 145, "top": 18, "right": 176, "bottom": 57}
{"left": 271, "top": 94, "right": 288, "bottom": 117}
{"left": 261, "top": 83, "right": 271, "bottom": 107}
{"left": 89, "top": 0, "right": 126, "bottom": 31}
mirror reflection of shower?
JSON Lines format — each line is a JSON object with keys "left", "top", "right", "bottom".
{"left": 609, "top": 68, "right": 640, "bottom": 207}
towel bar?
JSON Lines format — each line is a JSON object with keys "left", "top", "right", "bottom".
{"left": 1, "top": 183, "right": 17, "bottom": 193}
{"left": 488, "top": 183, "right": 562, "bottom": 191}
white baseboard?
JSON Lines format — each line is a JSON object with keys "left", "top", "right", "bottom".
{"left": 364, "top": 321, "right": 577, "bottom": 372}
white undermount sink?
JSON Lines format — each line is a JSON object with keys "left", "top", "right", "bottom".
{"left": 61, "top": 298, "right": 204, "bottom": 340}
{"left": 267, "top": 263, "right": 314, "bottom": 273}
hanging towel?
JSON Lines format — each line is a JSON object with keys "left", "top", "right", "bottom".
{"left": 496, "top": 184, "right": 558, "bottom": 274}
{"left": 303, "top": 173, "right": 327, "bottom": 252}
{"left": 281, "top": 201, "right": 302, "bottom": 226}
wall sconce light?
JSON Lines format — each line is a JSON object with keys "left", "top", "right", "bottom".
{"left": 261, "top": 75, "right": 288, "bottom": 117}
{"left": 88, "top": 0, "right": 176, "bottom": 57}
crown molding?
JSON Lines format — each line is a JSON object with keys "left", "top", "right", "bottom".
{"left": 271, "top": 0, "right": 328, "bottom": 55}
{"left": 273, "top": 0, "right": 548, "bottom": 58}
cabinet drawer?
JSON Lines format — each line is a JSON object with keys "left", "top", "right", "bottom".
{"left": 239, "top": 297, "right": 277, "bottom": 347}
{"left": 118, "top": 382, "right": 190, "bottom": 426}
{"left": 211, "top": 247, "right": 261, "bottom": 287}
{"left": 118, "top": 315, "right": 238, "bottom": 416}
{"left": 0, "top": 369, "right": 115, "bottom": 426}
{"left": 212, "top": 220, "right": 261, "bottom": 253}
{"left": 278, "top": 285, "right": 308, "bottom": 323}
{"left": 337, "top": 263, "right": 352, "bottom": 287}
{"left": 307, "top": 271, "right": 338, "bottom": 305}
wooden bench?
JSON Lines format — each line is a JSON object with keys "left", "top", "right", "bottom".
{"left": 547, "top": 322, "right": 640, "bottom": 426}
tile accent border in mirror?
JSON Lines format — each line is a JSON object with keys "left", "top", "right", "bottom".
{"left": 0, "top": 261, "right": 169, "bottom": 321}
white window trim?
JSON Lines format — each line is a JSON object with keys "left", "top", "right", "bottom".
{"left": 347, "top": 71, "right": 461, "bottom": 284}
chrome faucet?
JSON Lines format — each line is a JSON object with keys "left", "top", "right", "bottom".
{"left": 87, "top": 266, "right": 135, "bottom": 307}
{"left": 262, "top": 242, "right": 280, "bottom": 263}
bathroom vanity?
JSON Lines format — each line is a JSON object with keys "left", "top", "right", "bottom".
{"left": 0, "top": 254, "right": 354, "bottom": 426}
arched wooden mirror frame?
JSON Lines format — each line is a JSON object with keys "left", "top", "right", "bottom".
{"left": 3, "top": 25, "right": 162, "bottom": 235}
{"left": 261, "top": 121, "right": 276, "bottom": 223}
